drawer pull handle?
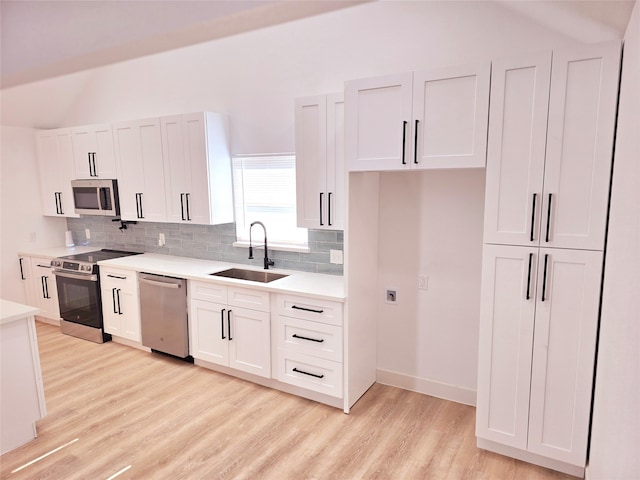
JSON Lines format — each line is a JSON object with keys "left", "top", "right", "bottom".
{"left": 293, "top": 367, "right": 324, "bottom": 379}
{"left": 107, "top": 274, "right": 127, "bottom": 280}
{"left": 291, "top": 305, "right": 323, "bottom": 314}
{"left": 292, "top": 334, "right": 324, "bottom": 343}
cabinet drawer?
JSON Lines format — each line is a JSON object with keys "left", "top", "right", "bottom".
{"left": 228, "top": 286, "right": 270, "bottom": 312}
{"left": 277, "top": 350, "right": 343, "bottom": 398}
{"left": 275, "top": 294, "right": 342, "bottom": 326}
{"left": 276, "top": 315, "right": 342, "bottom": 362}
{"left": 190, "top": 280, "right": 227, "bottom": 303}
{"left": 101, "top": 268, "right": 137, "bottom": 289}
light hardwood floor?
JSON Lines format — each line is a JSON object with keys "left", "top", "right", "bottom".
{"left": 1, "top": 321, "right": 575, "bottom": 480}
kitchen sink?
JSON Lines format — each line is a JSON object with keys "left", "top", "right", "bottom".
{"left": 210, "top": 268, "right": 288, "bottom": 283}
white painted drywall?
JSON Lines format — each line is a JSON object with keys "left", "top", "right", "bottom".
{"left": 587, "top": 2, "right": 640, "bottom": 479}
{"left": 0, "top": 127, "right": 68, "bottom": 302}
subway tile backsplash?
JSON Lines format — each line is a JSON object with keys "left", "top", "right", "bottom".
{"left": 66, "top": 217, "right": 343, "bottom": 275}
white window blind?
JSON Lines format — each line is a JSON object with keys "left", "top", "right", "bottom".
{"left": 232, "top": 154, "right": 308, "bottom": 248}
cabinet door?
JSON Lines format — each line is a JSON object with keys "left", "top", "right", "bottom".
{"left": 412, "top": 63, "right": 490, "bottom": 169}
{"left": 114, "top": 119, "right": 166, "bottom": 222}
{"left": 346, "top": 73, "right": 413, "bottom": 171}
{"left": 326, "top": 93, "right": 345, "bottom": 230}
{"left": 527, "top": 248, "right": 603, "bottom": 466}
{"left": 30, "top": 258, "right": 60, "bottom": 319}
{"left": 189, "top": 299, "right": 229, "bottom": 366}
{"left": 228, "top": 306, "right": 271, "bottom": 378}
{"left": 162, "top": 114, "right": 212, "bottom": 224}
{"left": 476, "top": 244, "right": 537, "bottom": 450}
{"left": 542, "top": 41, "right": 621, "bottom": 250}
{"left": 483, "top": 53, "right": 551, "bottom": 246}
{"left": 295, "top": 95, "right": 328, "bottom": 228}
{"left": 35, "top": 129, "right": 78, "bottom": 217}
{"left": 101, "top": 283, "right": 122, "bottom": 337}
{"left": 72, "top": 124, "right": 117, "bottom": 179}
{"left": 119, "top": 288, "right": 141, "bottom": 342}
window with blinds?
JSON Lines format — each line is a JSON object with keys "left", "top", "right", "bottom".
{"left": 232, "top": 154, "right": 308, "bottom": 248}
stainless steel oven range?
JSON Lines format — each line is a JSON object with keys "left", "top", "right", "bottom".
{"left": 51, "top": 249, "right": 140, "bottom": 343}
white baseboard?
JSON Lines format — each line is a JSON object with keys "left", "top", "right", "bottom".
{"left": 35, "top": 315, "right": 60, "bottom": 326}
{"left": 376, "top": 368, "right": 477, "bottom": 406}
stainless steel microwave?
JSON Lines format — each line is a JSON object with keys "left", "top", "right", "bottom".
{"left": 71, "top": 179, "right": 120, "bottom": 216}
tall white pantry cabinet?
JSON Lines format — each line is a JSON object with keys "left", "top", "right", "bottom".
{"left": 476, "top": 41, "right": 621, "bottom": 476}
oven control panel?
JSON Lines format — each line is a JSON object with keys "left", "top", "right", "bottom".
{"left": 50, "top": 259, "right": 94, "bottom": 273}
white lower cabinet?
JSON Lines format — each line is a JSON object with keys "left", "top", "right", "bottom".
{"left": 22, "top": 256, "right": 60, "bottom": 321}
{"left": 100, "top": 268, "right": 141, "bottom": 342}
{"left": 189, "top": 281, "right": 271, "bottom": 378}
{"left": 274, "top": 294, "right": 343, "bottom": 398}
{"left": 476, "top": 244, "right": 603, "bottom": 472}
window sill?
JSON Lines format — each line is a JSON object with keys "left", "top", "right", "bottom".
{"left": 233, "top": 241, "right": 310, "bottom": 254}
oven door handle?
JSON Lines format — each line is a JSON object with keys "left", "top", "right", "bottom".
{"left": 53, "top": 270, "right": 98, "bottom": 282}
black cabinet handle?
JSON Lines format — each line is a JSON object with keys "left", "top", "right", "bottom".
{"left": 292, "top": 333, "right": 324, "bottom": 343}
{"left": 41, "top": 276, "right": 50, "bottom": 299}
{"left": 112, "top": 288, "right": 118, "bottom": 314}
{"left": 530, "top": 194, "right": 537, "bottom": 242}
{"left": 328, "top": 192, "right": 333, "bottom": 226}
{"left": 319, "top": 192, "right": 324, "bottom": 226}
{"left": 541, "top": 254, "right": 549, "bottom": 302}
{"left": 107, "top": 274, "right": 127, "bottom": 280}
{"left": 545, "top": 193, "right": 553, "bottom": 242}
{"left": 185, "top": 193, "right": 191, "bottom": 221}
{"left": 221, "top": 309, "right": 226, "bottom": 339}
{"left": 180, "top": 194, "right": 186, "bottom": 220}
{"left": 19, "top": 258, "right": 25, "bottom": 280}
{"left": 88, "top": 153, "right": 93, "bottom": 176}
{"left": 526, "top": 253, "right": 533, "bottom": 300}
{"left": 116, "top": 289, "right": 122, "bottom": 314}
{"left": 414, "top": 119, "right": 419, "bottom": 164}
{"left": 293, "top": 367, "right": 324, "bottom": 379}
{"left": 401, "top": 121, "right": 408, "bottom": 165}
{"left": 54, "top": 192, "right": 62, "bottom": 215}
{"left": 135, "top": 193, "right": 144, "bottom": 219}
{"left": 92, "top": 152, "right": 98, "bottom": 176}
{"left": 291, "top": 305, "right": 324, "bottom": 314}
{"left": 227, "top": 310, "right": 232, "bottom": 341}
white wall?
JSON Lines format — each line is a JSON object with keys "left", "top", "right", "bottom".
{"left": 0, "top": 127, "right": 67, "bottom": 302}
{"left": 376, "top": 170, "right": 485, "bottom": 403}
{"left": 587, "top": 2, "right": 640, "bottom": 479}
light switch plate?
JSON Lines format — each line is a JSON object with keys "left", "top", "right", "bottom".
{"left": 330, "top": 249, "right": 343, "bottom": 265}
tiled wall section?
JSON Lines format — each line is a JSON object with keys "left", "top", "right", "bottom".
{"left": 66, "top": 217, "right": 344, "bottom": 275}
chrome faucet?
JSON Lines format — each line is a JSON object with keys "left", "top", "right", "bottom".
{"left": 248, "top": 221, "right": 275, "bottom": 270}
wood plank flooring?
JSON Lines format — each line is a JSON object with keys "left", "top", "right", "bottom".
{"left": 1, "top": 322, "right": 575, "bottom": 480}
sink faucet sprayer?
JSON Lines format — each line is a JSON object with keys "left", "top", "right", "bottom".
{"left": 248, "top": 221, "right": 275, "bottom": 270}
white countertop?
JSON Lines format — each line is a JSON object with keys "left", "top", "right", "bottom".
{"left": 0, "top": 299, "right": 39, "bottom": 325}
{"left": 17, "top": 245, "right": 99, "bottom": 259}
{"left": 99, "top": 253, "right": 345, "bottom": 302}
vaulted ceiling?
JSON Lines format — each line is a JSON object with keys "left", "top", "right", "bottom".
{"left": 0, "top": 0, "right": 635, "bottom": 89}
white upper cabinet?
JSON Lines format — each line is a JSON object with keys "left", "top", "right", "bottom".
{"left": 484, "top": 42, "right": 621, "bottom": 250}
{"left": 412, "top": 63, "right": 490, "bottom": 168}
{"left": 35, "top": 128, "right": 79, "bottom": 217}
{"left": 542, "top": 42, "right": 621, "bottom": 250}
{"left": 483, "top": 52, "right": 552, "bottom": 246}
{"left": 295, "top": 92, "right": 344, "bottom": 230}
{"left": 161, "top": 112, "right": 234, "bottom": 225}
{"left": 113, "top": 118, "right": 167, "bottom": 222}
{"left": 346, "top": 63, "right": 490, "bottom": 172}
{"left": 71, "top": 124, "right": 117, "bottom": 179}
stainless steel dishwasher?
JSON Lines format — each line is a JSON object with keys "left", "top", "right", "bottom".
{"left": 138, "top": 272, "right": 190, "bottom": 359}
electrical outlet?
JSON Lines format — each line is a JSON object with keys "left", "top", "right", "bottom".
{"left": 418, "top": 275, "right": 428, "bottom": 290}
{"left": 330, "top": 249, "right": 343, "bottom": 265}
{"left": 158, "top": 233, "right": 165, "bottom": 246}
{"left": 85, "top": 229, "right": 91, "bottom": 239}
{"left": 385, "top": 288, "right": 398, "bottom": 304}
